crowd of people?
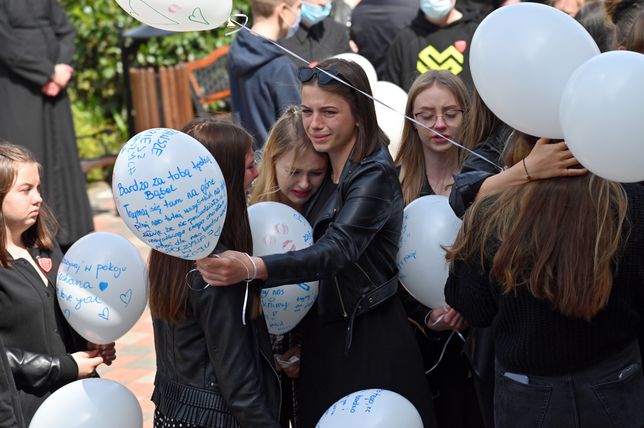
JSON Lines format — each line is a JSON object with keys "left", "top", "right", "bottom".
{"left": 1, "top": 0, "right": 644, "bottom": 427}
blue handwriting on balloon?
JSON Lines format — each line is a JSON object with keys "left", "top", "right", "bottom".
{"left": 96, "top": 261, "right": 127, "bottom": 279}
{"left": 120, "top": 289, "right": 133, "bottom": 306}
{"left": 98, "top": 307, "right": 110, "bottom": 320}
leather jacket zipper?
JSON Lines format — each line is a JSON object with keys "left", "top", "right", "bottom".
{"left": 335, "top": 276, "right": 348, "bottom": 318}
{"left": 355, "top": 261, "right": 376, "bottom": 287}
{"left": 260, "top": 350, "right": 282, "bottom": 419}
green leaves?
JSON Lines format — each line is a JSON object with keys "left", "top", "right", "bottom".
{"left": 61, "top": 0, "right": 250, "bottom": 180}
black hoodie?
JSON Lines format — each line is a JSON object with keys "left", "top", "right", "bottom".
{"left": 229, "top": 28, "right": 301, "bottom": 148}
{"left": 383, "top": 8, "right": 481, "bottom": 91}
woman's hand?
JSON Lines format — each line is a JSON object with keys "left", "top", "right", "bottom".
{"left": 88, "top": 342, "right": 117, "bottom": 366}
{"left": 52, "top": 64, "right": 73, "bottom": 88}
{"left": 71, "top": 350, "right": 104, "bottom": 378}
{"left": 426, "top": 306, "right": 468, "bottom": 332}
{"left": 523, "top": 138, "right": 588, "bottom": 180}
{"left": 195, "top": 251, "right": 267, "bottom": 286}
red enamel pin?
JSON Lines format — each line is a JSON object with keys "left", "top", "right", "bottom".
{"left": 37, "top": 257, "right": 52, "bottom": 273}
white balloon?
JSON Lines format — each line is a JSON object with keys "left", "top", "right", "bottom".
{"left": 29, "top": 378, "right": 142, "bottom": 428}
{"left": 248, "top": 202, "right": 319, "bottom": 335}
{"left": 56, "top": 232, "right": 148, "bottom": 345}
{"left": 316, "top": 389, "right": 423, "bottom": 428}
{"left": 397, "top": 195, "right": 462, "bottom": 309}
{"left": 373, "top": 81, "right": 408, "bottom": 159}
{"left": 112, "top": 128, "right": 227, "bottom": 260}
{"left": 560, "top": 51, "right": 644, "bottom": 183}
{"left": 470, "top": 3, "right": 599, "bottom": 138}
{"left": 332, "top": 53, "right": 378, "bottom": 93}
{"left": 114, "top": 0, "right": 232, "bottom": 32}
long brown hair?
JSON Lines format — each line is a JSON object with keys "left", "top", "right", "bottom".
{"left": 303, "top": 58, "right": 389, "bottom": 162}
{"left": 446, "top": 143, "right": 628, "bottom": 320}
{"left": 250, "top": 106, "right": 325, "bottom": 204}
{"left": 395, "top": 70, "right": 471, "bottom": 205}
{"left": 148, "top": 119, "right": 256, "bottom": 322}
{"left": 0, "top": 141, "right": 57, "bottom": 267}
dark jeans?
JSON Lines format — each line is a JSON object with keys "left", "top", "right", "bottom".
{"left": 494, "top": 341, "right": 644, "bottom": 428}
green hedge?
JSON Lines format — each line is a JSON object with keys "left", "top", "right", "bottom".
{"left": 62, "top": 0, "right": 250, "bottom": 179}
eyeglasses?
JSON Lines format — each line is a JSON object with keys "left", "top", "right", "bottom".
{"left": 413, "top": 109, "right": 464, "bottom": 127}
{"left": 297, "top": 67, "right": 345, "bottom": 86}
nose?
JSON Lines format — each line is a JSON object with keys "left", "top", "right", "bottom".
{"left": 251, "top": 165, "right": 259, "bottom": 181}
{"left": 309, "top": 111, "right": 324, "bottom": 130}
{"left": 298, "top": 175, "right": 311, "bottom": 191}
{"left": 33, "top": 189, "right": 43, "bottom": 205}
{"left": 433, "top": 115, "right": 447, "bottom": 130}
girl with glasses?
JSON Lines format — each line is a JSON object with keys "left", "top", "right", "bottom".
{"left": 197, "top": 58, "right": 437, "bottom": 428}
{"left": 395, "top": 70, "right": 484, "bottom": 428}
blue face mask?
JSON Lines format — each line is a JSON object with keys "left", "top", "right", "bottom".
{"left": 301, "top": 2, "right": 332, "bottom": 26}
{"left": 286, "top": 7, "right": 302, "bottom": 38}
{"left": 420, "top": 0, "right": 454, "bottom": 21}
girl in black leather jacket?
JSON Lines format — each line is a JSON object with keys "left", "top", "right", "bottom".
{"left": 197, "top": 59, "right": 437, "bottom": 428}
{"left": 148, "top": 119, "right": 280, "bottom": 428}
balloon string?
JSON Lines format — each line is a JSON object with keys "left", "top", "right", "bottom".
{"left": 425, "top": 329, "right": 466, "bottom": 374}
{"left": 227, "top": 17, "right": 503, "bottom": 172}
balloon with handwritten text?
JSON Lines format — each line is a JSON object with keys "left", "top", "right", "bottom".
{"left": 316, "top": 389, "right": 423, "bottom": 428}
{"left": 29, "top": 378, "right": 142, "bottom": 428}
{"left": 397, "top": 195, "right": 462, "bottom": 309}
{"left": 114, "top": 0, "right": 232, "bottom": 32}
{"left": 113, "top": 128, "right": 227, "bottom": 260}
{"left": 248, "top": 202, "right": 318, "bottom": 335}
{"left": 56, "top": 232, "right": 148, "bottom": 345}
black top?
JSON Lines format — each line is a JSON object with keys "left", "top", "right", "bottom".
{"left": 279, "top": 18, "right": 351, "bottom": 66}
{"left": 350, "top": 0, "right": 419, "bottom": 79}
{"left": 445, "top": 184, "right": 644, "bottom": 376}
{"left": 383, "top": 8, "right": 482, "bottom": 91}
{"left": 0, "top": 246, "right": 82, "bottom": 424}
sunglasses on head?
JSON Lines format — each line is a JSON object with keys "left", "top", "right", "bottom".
{"left": 297, "top": 67, "right": 345, "bottom": 85}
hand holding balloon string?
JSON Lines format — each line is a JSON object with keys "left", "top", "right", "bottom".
{"left": 196, "top": 250, "right": 267, "bottom": 286}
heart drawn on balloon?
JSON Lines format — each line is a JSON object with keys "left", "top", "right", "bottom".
{"left": 120, "top": 289, "right": 133, "bottom": 306}
{"left": 99, "top": 281, "right": 109, "bottom": 292}
{"left": 98, "top": 307, "right": 110, "bottom": 321}
{"left": 63, "top": 309, "right": 71, "bottom": 319}
{"left": 188, "top": 7, "right": 209, "bottom": 25}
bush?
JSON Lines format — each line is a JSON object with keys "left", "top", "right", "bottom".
{"left": 61, "top": 0, "right": 251, "bottom": 179}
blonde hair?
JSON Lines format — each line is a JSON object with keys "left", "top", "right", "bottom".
{"left": 250, "top": 106, "right": 322, "bottom": 204}
{"left": 395, "top": 70, "right": 471, "bottom": 205}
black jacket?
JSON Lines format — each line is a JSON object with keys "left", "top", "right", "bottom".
{"left": 263, "top": 147, "right": 402, "bottom": 343}
{"left": 279, "top": 18, "right": 351, "bottom": 66}
{"left": 0, "top": 246, "right": 86, "bottom": 425}
{"left": 6, "top": 347, "right": 77, "bottom": 396}
{"left": 152, "top": 269, "right": 281, "bottom": 428}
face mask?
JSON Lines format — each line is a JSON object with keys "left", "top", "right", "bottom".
{"left": 285, "top": 6, "right": 302, "bottom": 38}
{"left": 301, "top": 2, "right": 332, "bottom": 26}
{"left": 420, "top": 0, "right": 454, "bottom": 21}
